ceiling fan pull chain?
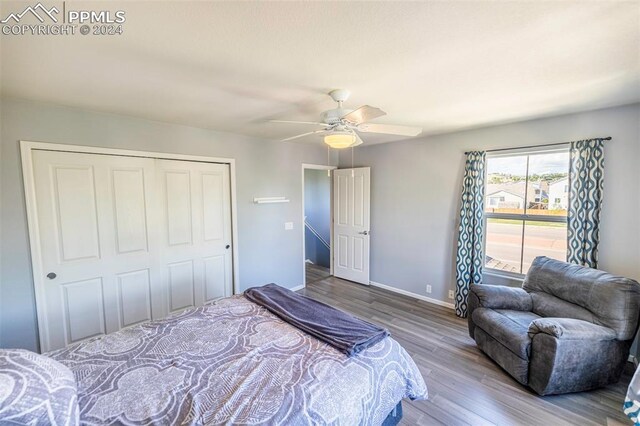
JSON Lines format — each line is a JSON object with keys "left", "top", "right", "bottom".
{"left": 351, "top": 147, "right": 355, "bottom": 177}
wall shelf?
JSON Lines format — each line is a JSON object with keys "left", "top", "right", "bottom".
{"left": 253, "top": 197, "right": 290, "bottom": 204}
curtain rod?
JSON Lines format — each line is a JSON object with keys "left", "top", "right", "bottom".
{"left": 465, "top": 137, "right": 611, "bottom": 155}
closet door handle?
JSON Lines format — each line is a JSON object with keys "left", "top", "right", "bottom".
{"left": 225, "top": 245, "right": 230, "bottom": 249}
{"left": 47, "top": 272, "right": 57, "bottom": 280}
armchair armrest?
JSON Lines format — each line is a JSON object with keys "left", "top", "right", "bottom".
{"left": 528, "top": 318, "right": 617, "bottom": 341}
{"left": 527, "top": 317, "right": 624, "bottom": 395}
{"left": 469, "top": 284, "right": 533, "bottom": 311}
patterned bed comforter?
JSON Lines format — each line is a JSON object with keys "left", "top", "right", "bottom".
{"left": 48, "top": 295, "right": 428, "bottom": 425}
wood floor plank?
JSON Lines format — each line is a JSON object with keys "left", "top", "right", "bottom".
{"left": 298, "top": 277, "right": 634, "bottom": 425}
{"left": 305, "top": 263, "right": 331, "bottom": 284}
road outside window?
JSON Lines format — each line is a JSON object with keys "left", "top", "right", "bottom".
{"left": 484, "top": 149, "right": 570, "bottom": 275}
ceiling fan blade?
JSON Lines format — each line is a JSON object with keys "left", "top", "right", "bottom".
{"left": 341, "top": 105, "right": 386, "bottom": 124}
{"left": 270, "top": 120, "right": 330, "bottom": 127}
{"left": 357, "top": 123, "right": 422, "bottom": 137}
{"left": 280, "top": 130, "right": 325, "bottom": 142}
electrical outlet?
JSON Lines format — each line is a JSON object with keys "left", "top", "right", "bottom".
{"left": 426, "top": 285, "right": 432, "bottom": 294}
{"left": 284, "top": 222, "right": 293, "bottom": 230}
{"left": 448, "top": 290, "right": 454, "bottom": 299}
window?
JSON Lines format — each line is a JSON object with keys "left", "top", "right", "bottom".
{"left": 485, "top": 149, "right": 570, "bottom": 275}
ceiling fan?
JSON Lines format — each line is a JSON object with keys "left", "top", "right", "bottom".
{"left": 270, "top": 89, "right": 422, "bottom": 149}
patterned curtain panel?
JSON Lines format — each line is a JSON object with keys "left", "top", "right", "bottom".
{"left": 625, "top": 365, "right": 640, "bottom": 425}
{"left": 455, "top": 151, "right": 486, "bottom": 318}
{"left": 567, "top": 139, "right": 605, "bottom": 269}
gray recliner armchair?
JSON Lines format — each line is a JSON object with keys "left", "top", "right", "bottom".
{"left": 468, "top": 256, "right": 640, "bottom": 395}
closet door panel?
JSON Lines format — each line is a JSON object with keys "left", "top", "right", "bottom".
{"left": 111, "top": 168, "right": 149, "bottom": 255}
{"left": 156, "top": 160, "right": 232, "bottom": 314}
{"left": 32, "top": 150, "right": 156, "bottom": 351}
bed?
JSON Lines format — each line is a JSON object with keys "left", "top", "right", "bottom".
{"left": 24, "top": 293, "right": 427, "bottom": 425}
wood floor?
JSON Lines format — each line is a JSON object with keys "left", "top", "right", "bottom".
{"left": 298, "top": 276, "right": 634, "bottom": 426}
{"left": 305, "top": 263, "right": 331, "bottom": 284}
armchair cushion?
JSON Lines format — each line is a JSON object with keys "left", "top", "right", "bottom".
{"left": 529, "top": 292, "right": 595, "bottom": 324}
{"left": 472, "top": 308, "right": 541, "bottom": 359}
{"left": 528, "top": 318, "right": 617, "bottom": 341}
{"left": 469, "top": 284, "right": 533, "bottom": 311}
{"left": 523, "top": 256, "right": 640, "bottom": 340}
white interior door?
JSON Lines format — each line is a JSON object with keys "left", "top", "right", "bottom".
{"left": 333, "top": 167, "right": 370, "bottom": 285}
{"left": 31, "top": 150, "right": 233, "bottom": 351}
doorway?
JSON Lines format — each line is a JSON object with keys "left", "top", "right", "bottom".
{"left": 302, "top": 164, "right": 335, "bottom": 286}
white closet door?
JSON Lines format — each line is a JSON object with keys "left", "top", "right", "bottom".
{"left": 155, "top": 160, "right": 233, "bottom": 314}
{"left": 32, "top": 150, "right": 159, "bottom": 351}
{"left": 333, "top": 167, "right": 371, "bottom": 285}
{"left": 31, "top": 151, "right": 233, "bottom": 351}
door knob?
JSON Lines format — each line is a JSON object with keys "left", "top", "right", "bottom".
{"left": 46, "top": 272, "right": 57, "bottom": 280}
{"left": 358, "top": 231, "right": 369, "bottom": 236}
{"left": 225, "top": 245, "right": 230, "bottom": 249}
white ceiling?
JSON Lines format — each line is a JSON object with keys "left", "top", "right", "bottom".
{"left": 1, "top": 1, "right": 639, "bottom": 145}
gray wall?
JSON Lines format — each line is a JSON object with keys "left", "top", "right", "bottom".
{"left": 339, "top": 103, "right": 640, "bottom": 305}
{"left": 2, "top": 98, "right": 638, "bottom": 352}
{"left": 304, "top": 169, "right": 331, "bottom": 267}
{"left": 0, "top": 98, "right": 333, "bottom": 351}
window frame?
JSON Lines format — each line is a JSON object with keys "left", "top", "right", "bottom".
{"left": 483, "top": 145, "right": 570, "bottom": 278}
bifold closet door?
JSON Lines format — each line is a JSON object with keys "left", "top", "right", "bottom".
{"left": 31, "top": 151, "right": 233, "bottom": 351}
{"left": 32, "top": 150, "right": 162, "bottom": 351}
{"left": 155, "top": 159, "right": 233, "bottom": 314}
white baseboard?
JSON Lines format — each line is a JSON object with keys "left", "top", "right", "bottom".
{"left": 290, "top": 284, "right": 305, "bottom": 292}
{"left": 369, "top": 281, "right": 455, "bottom": 310}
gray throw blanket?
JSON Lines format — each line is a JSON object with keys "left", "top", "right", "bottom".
{"left": 244, "top": 283, "right": 390, "bottom": 356}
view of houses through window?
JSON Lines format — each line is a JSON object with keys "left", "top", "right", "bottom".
{"left": 484, "top": 149, "right": 570, "bottom": 275}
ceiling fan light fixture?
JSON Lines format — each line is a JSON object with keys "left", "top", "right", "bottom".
{"left": 274, "top": 89, "right": 422, "bottom": 146}
{"left": 324, "top": 131, "right": 357, "bottom": 149}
